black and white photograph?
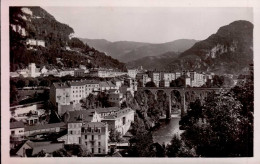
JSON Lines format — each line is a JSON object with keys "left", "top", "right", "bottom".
{"left": 2, "top": 0, "right": 260, "bottom": 163}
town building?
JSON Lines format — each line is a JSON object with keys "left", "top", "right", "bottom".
{"left": 50, "top": 80, "right": 100, "bottom": 106}
{"left": 107, "top": 89, "right": 124, "bottom": 107}
{"left": 10, "top": 121, "right": 25, "bottom": 148}
{"left": 148, "top": 72, "right": 160, "bottom": 87}
{"left": 127, "top": 69, "right": 138, "bottom": 79}
{"left": 81, "top": 122, "right": 109, "bottom": 154}
{"left": 102, "top": 108, "right": 135, "bottom": 135}
{"left": 63, "top": 110, "right": 102, "bottom": 144}
{"left": 24, "top": 122, "right": 66, "bottom": 137}
{"left": 136, "top": 73, "right": 151, "bottom": 87}
{"left": 15, "top": 140, "right": 64, "bottom": 157}
{"left": 74, "top": 69, "right": 85, "bottom": 77}
{"left": 10, "top": 104, "right": 40, "bottom": 125}
{"left": 50, "top": 82, "right": 71, "bottom": 106}
{"left": 26, "top": 39, "right": 45, "bottom": 47}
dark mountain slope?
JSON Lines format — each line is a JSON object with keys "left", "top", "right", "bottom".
{"left": 10, "top": 7, "right": 126, "bottom": 71}
{"left": 167, "top": 20, "right": 253, "bottom": 74}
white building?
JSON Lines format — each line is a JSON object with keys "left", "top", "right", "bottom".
{"left": 127, "top": 69, "right": 138, "bottom": 79}
{"left": 81, "top": 122, "right": 109, "bottom": 154}
{"left": 102, "top": 108, "right": 135, "bottom": 135}
{"left": 63, "top": 110, "right": 102, "bottom": 145}
{"left": 26, "top": 39, "right": 45, "bottom": 47}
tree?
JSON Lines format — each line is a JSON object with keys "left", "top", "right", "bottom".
{"left": 166, "top": 135, "right": 182, "bottom": 157}
{"left": 34, "top": 150, "right": 46, "bottom": 157}
{"left": 109, "top": 128, "right": 122, "bottom": 143}
{"left": 212, "top": 75, "right": 224, "bottom": 87}
{"left": 39, "top": 79, "right": 51, "bottom": 87}
{"left": 17, "top": 79, "right": 26, "bottom": 88}
{"left": 127, "top": 116, "right": 155, "bottom": 157}
{"left": 181, "top": 91, "right": 252, "bottom": 157}
{"left": 10, "top": 85, "right": 19, "bottom": 105}
{"left": 145, "top": 81, "right": 156, "bottom": 87}
{"left": 52, "top": 148, "right": 71, "bottom": 157}
{"left": 170, "top": 76, "right": 185, "bottom": 87}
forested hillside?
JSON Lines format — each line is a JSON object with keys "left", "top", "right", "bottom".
{"left": 10, "top": 7, "right": 126, "bottom": 71}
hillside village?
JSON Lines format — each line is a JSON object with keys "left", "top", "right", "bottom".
{"left": 10, "top": 62, "right": 247, "bottom": 156}
{"left": 9, "top": 7, "right": 254, "bottom": 158}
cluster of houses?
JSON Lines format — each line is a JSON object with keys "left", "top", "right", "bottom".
{"left": 136, "top": 70, "right": 215, "bottom": 87}
{"left": 50, "top": 77, "right": 137, "bottom": 108}
{"left": 10, "top": 63, "right": 140, "bottom": 80}
{"left": 10, "top": 76, "right": 137, "bottom": 157}
{"left": 10, "top": 103, "right": 135, "bottom": 157}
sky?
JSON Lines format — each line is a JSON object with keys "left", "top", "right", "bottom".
{"left": 42, "top": 7, "right": 253, "bottom": 43}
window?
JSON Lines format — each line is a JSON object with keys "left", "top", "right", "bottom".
{"left": 92, "top": 148, "right": 94, "bottom": 153}
{"left": 98, "top": 142, "right": 101, "bottom": 146}
{"left": 98, "top": 135, "right": 101, "bottom": 140}
{"left": 98, "top": 148, "right": 101, "bottom": 153}
{"left": 85, "top": 135, "right": 87, "bottom": 139}
{"left": 92, "top": 135, "right": 94, "bottom": 140}
{"left": 11, "top": 131, "right": 15, "bottom": 135}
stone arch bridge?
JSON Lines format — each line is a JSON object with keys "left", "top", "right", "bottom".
{"left": 137, "top": 87, "right": 230, "bottom": 119}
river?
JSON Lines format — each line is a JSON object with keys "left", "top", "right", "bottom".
{"left": 152, "top": 117, "right": 183, "bottom": 145}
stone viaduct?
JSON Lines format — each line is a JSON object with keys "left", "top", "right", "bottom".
{"left": 137, "top": 87, "right": 230, "bottom": 119}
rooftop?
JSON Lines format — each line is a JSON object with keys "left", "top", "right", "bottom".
{"left": 53, "top": 82, "right": 70, "bottom": 89}
{"left": 25, "top": 140, "right": 64, "bottom": 155}
{"left": 10, "top": 121, "right": 25, "bottom": 129}
{"left": 24, "top": 122, "right": 66, "bottom": 131}
{"left": 87, "top": 107, "right": 120, "bottom": 114}
{"left": 82, "top": 122, "right": 107, "bottom": 128}
{"left": 64, "top": 110, "right": 97, "bottom": 123}
{"left": 103, "top": 108, "right": 134, "bottom": 120}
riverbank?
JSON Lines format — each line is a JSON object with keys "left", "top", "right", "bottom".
{"left": 152, "top": 118, "right": 183, "bottom": 145}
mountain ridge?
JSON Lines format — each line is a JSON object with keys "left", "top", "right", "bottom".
{"left": 80, "top": 38, "right": 197, "bottom": 62}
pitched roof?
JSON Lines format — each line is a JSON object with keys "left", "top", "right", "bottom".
{"left": 99, "top": 81, "right": 110, "bottom": 87}
{"left": 103, "top": 108, "right": 134, "bottom": 120}
{"left": 24, "top": 122, "right": 66, "bottom": 131}
{"left": 10, "top": 121, "right": 25, "bottom": 129}
{"left": 65, "top": 110, "right": 96, "bottom": 123}
{"left": 53, "top": 82, "right": 70, "bottom": 89}
{"left": 82, "top": 122, "right": 107, "bottom": 128}
{"left": 24, "top": 140, "right": 64, "bottom": 155}
{"left": 87, "top": 107, "right": 120, "bottom": 114}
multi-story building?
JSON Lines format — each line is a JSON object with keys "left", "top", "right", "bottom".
{"left": 26, "top": 39, "right": 45, "bottom": 47}
{"left": 81, "top": 122, "right": 108, "bottom": 155}
{"left": 99, "top": 81, "right": 118, "bottom": 91}
{"left": 69, "top": 81, "right": 87, "bottom": 104}
{"left": 102, "top": 108, "right": 135, "bottom": 135}
{"left": 127, "top": 69, "right": 138, "bottom": 79}
{"left": 50, "top": 82, "right": 71, "bottom": 105}
{"left": 175, "top": 72, "right": 181, "bottom": 79}
{"left": 10, "top": 121, "right": 25, "bottom": 148}
{"left": 136, "top": 73, "right": 150, "bottom": 87}
{"left": 28, "top": 63, "right": 41, "bottom": 77}
{"left": 63, "top": 110, "right": 101, "bottom": 144}
{"left": 50, "top": 80, "right": 100, "bottom": 106}
{"left": 159, "top": 72, "right": 176, "bottom": 87}
{"left": 58, "top": 69, "right": 75, "bottom": 77}
{"left": 107, "top": 89, "right": 124, "bottom": 106}
{"left": 148, "top": 72, "right": 160, "bottom": 87}
{"left": 74, "top": 69, "right": 85, "bottom": 77}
